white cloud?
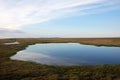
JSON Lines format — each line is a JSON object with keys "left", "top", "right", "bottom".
{"left": 0, "top": 0, "right": 119, "bottom": 30}
{"left": 0, "top": 28, "right": 37, "bottom": 38}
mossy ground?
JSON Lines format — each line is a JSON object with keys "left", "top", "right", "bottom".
{"left": 0, "top": 38, "right": 120, "bottom": 80}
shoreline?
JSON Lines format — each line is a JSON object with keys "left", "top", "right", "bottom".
{"left": 0, "top": 38, "right": 120, "bottom": 80}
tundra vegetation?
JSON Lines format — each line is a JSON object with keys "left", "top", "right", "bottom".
{"left": 0, "top": 38, "right": 120, "bottom": 80}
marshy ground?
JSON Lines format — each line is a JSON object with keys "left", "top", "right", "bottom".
{"left": 0, "top": 38, "right": 120, "bottom": 80}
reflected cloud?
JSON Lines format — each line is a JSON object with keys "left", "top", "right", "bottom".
{"left": 4, "top": 41, "right": 19, "bottom": 45}
{"left": 10, "top": 43, "right": 120, "bottom": 66}
{"left": 10, "top": 51, "right": 77, "bottom": 65}
{"left": 10, "top": 50, "right": 96, "bottom": 66}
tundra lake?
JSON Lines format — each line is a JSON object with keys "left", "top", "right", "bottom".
{"left": 11, "top": 43, "right": 120, "bottom": 66}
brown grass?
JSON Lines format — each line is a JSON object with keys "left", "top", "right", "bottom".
{"left": 0, "top": 38, "right": 120, "bottom": 80}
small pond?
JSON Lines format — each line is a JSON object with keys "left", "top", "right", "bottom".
{"left": 10, "top": 43, "right": 120, "bottom": 66}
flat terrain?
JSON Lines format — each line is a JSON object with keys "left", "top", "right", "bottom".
{"left": 0, "top": 38, "right": 120, "bottom": 80}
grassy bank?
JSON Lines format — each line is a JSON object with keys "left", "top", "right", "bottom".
{"left": 0, "top": 38, "right": 120, "bottom": 80}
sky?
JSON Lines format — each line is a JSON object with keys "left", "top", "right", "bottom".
{"left": 0, "top": 0, "right": 120, "bottom": 38}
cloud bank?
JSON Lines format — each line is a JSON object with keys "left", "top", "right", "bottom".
{"left": 0, "top": 28, "right": 37, "bottom": 38}
{"left": 0, "top": 0, "right": 119, "bottom": 30}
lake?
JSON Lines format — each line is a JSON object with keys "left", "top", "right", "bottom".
{"left": 10, "top": 43, "right": 120, "bottom": 66}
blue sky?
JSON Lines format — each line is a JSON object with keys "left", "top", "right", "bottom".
{"left": 0, "top": 0, "right": 120, "bottom": 38}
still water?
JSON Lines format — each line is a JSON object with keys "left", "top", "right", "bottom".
{"left": 10, "top": 43, "right": 120, "bottom": 66}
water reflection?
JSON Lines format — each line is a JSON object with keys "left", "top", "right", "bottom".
{"left": 11, "top": 50, "right": 91, "bottom": 65}
{"left": 4, "top": 41, "right": 19, "bottom": 45}
{"left": 10, "top": 43, "right": 120, "bottom": 66}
